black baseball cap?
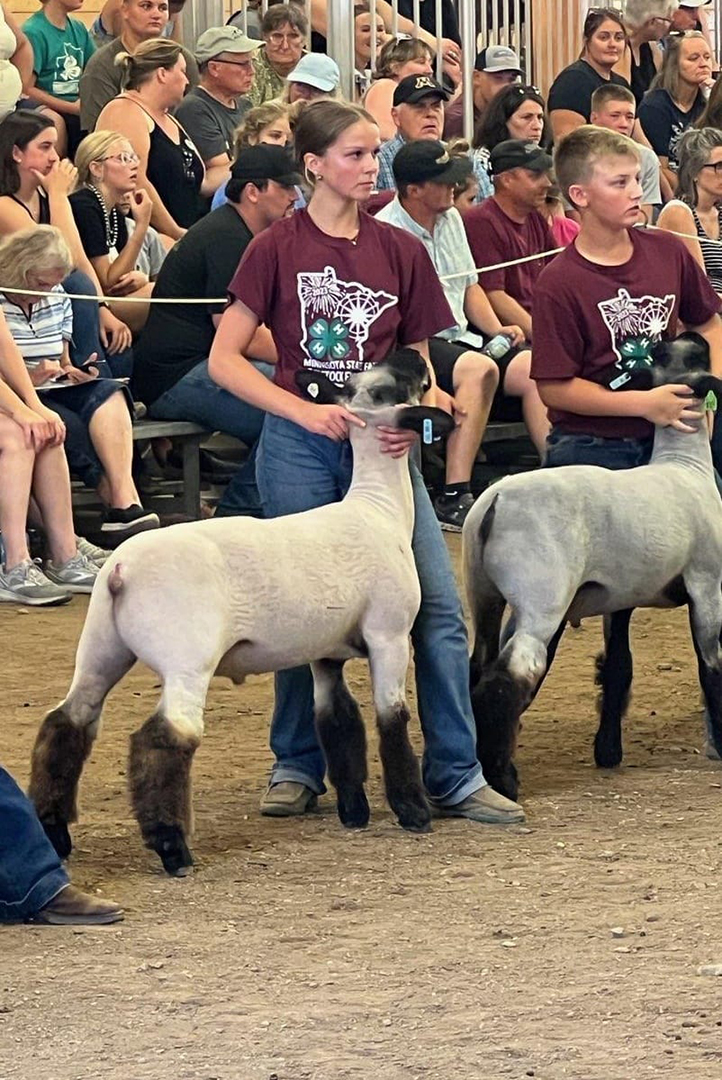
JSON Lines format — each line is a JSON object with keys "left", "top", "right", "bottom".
{"left": 392, "top": 139, "right": 471, "bottom": 187}
{"left": 229, "top": 145, "right": 301, "bottom": 187}
{"left": 393, "top": 73, "right": 450, "bottom": 107}
{"left": 490, "top": 139, "right": 553, "bottom": 176}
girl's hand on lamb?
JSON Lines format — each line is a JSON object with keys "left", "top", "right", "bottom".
{"left": 299, "top": 401, "right": 366, "bottom": 441}
{"left": 643, "top": 385, "right": 702, "bottom": 432}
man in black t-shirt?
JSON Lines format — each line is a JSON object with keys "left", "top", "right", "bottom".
{"left": 133, "top": 145, "right": 300, "bottom": 517}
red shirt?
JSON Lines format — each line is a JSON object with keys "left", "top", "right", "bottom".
{"left": 228, "top": 208, "right": 454, "bottom": 395}
{"left": 464, "top": 197, "right": 556, "bottom": 312}
{"left": 531, "top": 228, "right": 721, "bottom": 438}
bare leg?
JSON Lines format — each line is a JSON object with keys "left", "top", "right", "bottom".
{"left": 88, "top": 392, "right": 140, "bottom": 508}
{"left": 0, "top": 414, "right": 35, "bottom": 568}
{"left": 446, "top": 351, "right": 499, "bottom": 485}
{"left": 503, "top": 350, "right": 549, "bottom": 459}
{"left": 31, "top": 443, "right": 77, "bottom": 565}
{"left": 108, "top": 282, "right": 154, "bottom": 335}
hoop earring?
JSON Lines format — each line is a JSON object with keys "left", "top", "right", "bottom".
{"left": 303, "top": 164, "right": 315, "bottom": 186}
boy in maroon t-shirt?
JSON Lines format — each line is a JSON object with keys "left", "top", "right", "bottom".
{"left": 531, "top": 126, "right": 722, "bottom": 469}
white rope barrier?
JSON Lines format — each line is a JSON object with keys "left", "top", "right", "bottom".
{"left": 2, "top": 221, "right": 716, "bottom": 302}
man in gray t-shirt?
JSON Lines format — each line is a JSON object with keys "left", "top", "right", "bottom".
{"left": 79, "top": 0, "right": 199, "bottom": 132}
{"left": 175, "top": 26, "right": 259, "bottom": 197}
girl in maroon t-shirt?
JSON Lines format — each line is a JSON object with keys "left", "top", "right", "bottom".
{"left": 209, "top": 100, "right": 522, "bottom": 825}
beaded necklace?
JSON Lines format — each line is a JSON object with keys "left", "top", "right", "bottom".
{"left": 88, "top": 184, "right": 119, "bottom": 249}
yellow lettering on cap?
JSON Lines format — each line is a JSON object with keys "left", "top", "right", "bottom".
{"left": 415, "top": 76, "right": 436, "bottom": 89}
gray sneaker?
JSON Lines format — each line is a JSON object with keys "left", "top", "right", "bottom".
{"left": 434, "top": 785, "right": 525, "bottom": 825}
{"left": 75, "top": 535, "right": 111, "bottom": 566}
{"left": 45, "top": 551, "right": 100, "bottom": 594}
{"left": 0, "top": 560, "right": 71, "bottom": 606}
{"left": 260, "top": 782, "right": 318, "bottom": 817}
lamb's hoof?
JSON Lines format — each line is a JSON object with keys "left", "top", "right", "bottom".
{"left": 337, "top": 789, "right": 370, "bottom": 829}
{"left": 594, "top": 735, "right": 623, "bottom": 769}
{"left": 152, "top": 824, "right": 194, "bottom": 877}
{"left": 42, "top": 820, "right": 72, "bottom": 860}
{"left": 393, "top": 790, "right": 432, "bottom": 834}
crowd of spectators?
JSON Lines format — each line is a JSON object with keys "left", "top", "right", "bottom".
{"left": 0, "top": 0, "right": 720, "bottom": 595}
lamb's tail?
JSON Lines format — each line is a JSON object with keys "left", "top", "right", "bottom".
{"left": 107, "top": 562, "right": 124, "bottom": 597}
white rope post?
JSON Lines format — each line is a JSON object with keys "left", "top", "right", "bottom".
{"left": 459, "top": 0, "right": 476, "bottom": 143}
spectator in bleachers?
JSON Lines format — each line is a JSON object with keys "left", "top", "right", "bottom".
{"left": 616, "top": 0, "right": 675, "bottom": 104}
{"left": 284, "top": 53, "right": 341, "bottom": 103}
{"left": 0, "top": 4, "right": 32, "bottom": 124}
{"left": 377, "top": 139, "right": 533, "bottom": 528}
{"left": 134, "top": 145, "right": 299, "bottom": 517}
{"left": 668, "top": 3, "right": 716, "bottom": 57}
{"left": 590, "top": 83, "right": 662, "bottom": 219}
{"left": 548, "top": 8, "right": 629, "bottom": 142}
{"left": 540, "top": 180, "right": 580, "bottom": 246}
{"left": 376, "top": 73, "right": 448, "bottom": 189}
{"left": 210, "top": 99, "right": 292, "bottom": 209}
{"left": 363, "top": 36, "right": 434, "bottom": 141}
{"left": 0, "top": 110, "right": 133, "bottom": 364}
{"left": 96, "top": 40, "right": 205, "bottom": 241}
{"left": 23, "top": 0, "right": 95, "bottom": 158}
{"left": 79, "top": 0, "right": 199, "bottom": 134}
{"left": 175, "top": 26, "right": 260, "bottom": 200}
{"left": 451, "top": 154, "right": 479, "bottom": 211}
{"left": 91, "top": 0, "right": 188, "bottom": 48}
{"left": 0, "top": 296, "right": 100, "bottom": 604}
{"left": 246, "top": 3, "right": 306, "bottom": 108}
{"left": 471, "top": 83, "right": 548, "bottom": 185}
{"left": 0, "top": 225, "right": 159, "bottom": 540}
{"left": 464, "top": 140, "right": 555, "bottom": 356}
{"left": 638, "top": 30, "right": 711, "bottom": 192}
{"left": 353, "top": 2, "right": 388, "bottom": 101}
{"left": 70, "top": 131, "right": 156, "bottom": 333}
{"left": 697, "top": 62, "right": 722, "bottom": 126}
{"left": 443, "top": 46, "right": 522, "bottom": 141}
{"left": 657, "top": 126, "right": 722, "bottom": 295}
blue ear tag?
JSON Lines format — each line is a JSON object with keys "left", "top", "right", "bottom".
{"left": 423, "top": 417, "right": 433, "bottom": 444}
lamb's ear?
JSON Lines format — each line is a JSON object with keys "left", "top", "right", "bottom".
{"left": 396, "top": 405, "right": 456, "bottom": 442}
{"left": 682, "top": 373, "right": 722, "bottom": 400}
{"left": 295, "top": 370, "right": 341, "bottom": 404}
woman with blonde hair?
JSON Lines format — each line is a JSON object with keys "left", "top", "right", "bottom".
{"left": 211, "top": 101, "right": 292, "bottom": 210}
{"left": 0, "top": 225, "right": 159, "bottom": 540}
{"left": 96, "top": 39, "right": 205, "bottom": 241}
{"left": 70, "top": 130, "right": 155, "bottom": 334}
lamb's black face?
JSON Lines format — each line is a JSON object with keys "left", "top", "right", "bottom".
{"left": 652, "top": 333, "right": 710, "bottom": 383}
{"left": 346, "top": 349, "right": 431, "bottom": 409}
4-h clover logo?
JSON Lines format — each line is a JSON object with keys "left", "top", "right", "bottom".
{"left": 618, "top": 335, "right": 654, "bottom": 371}
{"left": 307, "top": 317, "right": 350, "bottom": 361}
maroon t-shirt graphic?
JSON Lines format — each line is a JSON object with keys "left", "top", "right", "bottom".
{"left": 228, "top": 209, "right": 455, "bottom": 395}
{"left": 531, "top": 228, "right": 721, "bottom": 439}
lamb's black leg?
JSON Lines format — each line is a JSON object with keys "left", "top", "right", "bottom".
{"left": 311, "top": 659, "right": 370, "bottom": 829}
{"left": 594, "top": 609, "right": 634, "bottom": 768}
{"left": 688, "top": 596, "right": 722, "bottom": 759}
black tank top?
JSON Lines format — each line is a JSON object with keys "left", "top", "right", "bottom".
{"left": 630, "top": 41, "right": 657, "bottom": 105}
{"left": 9, "top": 187, "right": 50, "bottom": 224}
{"left": 125, "top": 98, "right": 205, "bottom": 229}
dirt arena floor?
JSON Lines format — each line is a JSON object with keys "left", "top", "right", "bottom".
{"left": 2, "top": 534, "right": 722, "bottom": 1080}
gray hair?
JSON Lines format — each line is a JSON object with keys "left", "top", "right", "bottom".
{"left": 623, "top": 0, "right": 678, "bottom": 30}
{"left": 0, "top": 225, "right": 72, "bottom": 290}
{"left": 676, "top": 126, "right": 722, "bottom": 205}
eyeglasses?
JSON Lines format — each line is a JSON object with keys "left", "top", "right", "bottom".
{"left": 267, "top": 31, "right": 303, "bottom": 46}
{"left": 213, "top": 57, "right": 254, "bottom": 69}
{"left": 700, "top": 162, "right": 722, "bottom": 175}
{"left": 102, "top": 152, "right": 140, "bottom": 166}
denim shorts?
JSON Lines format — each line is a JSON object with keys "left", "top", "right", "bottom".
{"left": 545, "top": 430, "right": 653, "bottom": 470}
{"left": 39, "top": 378, "right": 131, "bottom": 427}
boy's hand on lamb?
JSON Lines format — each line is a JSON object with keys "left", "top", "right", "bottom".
{"left": 643, "top": 385, "right": 702, "bottom": 432}
{"left": 299, "top": 401, "right": 365, "bottom": 441}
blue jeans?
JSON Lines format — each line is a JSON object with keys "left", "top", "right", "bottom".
{"left": 64, "top": 269, "right": 134, "bottom": 378}
{"left": 256, "top": 414, "right": 484, "bottom": 805}
{"left": 545, "top": 430, "right": 653, "bottom": 470}
{"left": 0, "top": 766, "right": 68, "bottom": 921}
{"left": 149, "top": 359, "right": 273, "bottom": 517}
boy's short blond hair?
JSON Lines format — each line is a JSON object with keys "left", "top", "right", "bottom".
{"left": 553, "top": 125, "right": 640, "bottom": 208}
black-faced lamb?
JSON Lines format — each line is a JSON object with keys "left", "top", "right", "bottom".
{"left": 462, "top": 334, "right": 722, "bottom": 799}
{"left": 29, "top": 351, "right": 453, "bottom": 876}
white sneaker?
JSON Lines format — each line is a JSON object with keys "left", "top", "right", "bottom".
{"left": 45, "top": 551, "right": 100, "bottom": 594}
{"left": 75, "top": 535, "right": 111, "bottom": 566}
{"left": 0, "top": 560, "right": 71, "bottom": 606}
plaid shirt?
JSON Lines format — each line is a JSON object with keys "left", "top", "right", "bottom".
{"left": 376, "top": 132, "right": 493, "bottom": 201}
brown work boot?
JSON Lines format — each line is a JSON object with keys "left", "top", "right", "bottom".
{"left": 260, "top": 781, "right": 318, "bottom": 817}
{"left": 30, "top": 885, "right": 124, "bottom": 925}
{"left": 434, "top": 785, "right": 525, "bottom": 825}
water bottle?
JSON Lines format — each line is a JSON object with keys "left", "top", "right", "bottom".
{"left": 481, "top": 332, "right": 514, "bottom": 361}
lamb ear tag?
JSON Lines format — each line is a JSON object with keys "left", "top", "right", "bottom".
{"left": 422, "top": 418, "right": 433, "bottom": 444}
{"left": 307, "top": 382, "right": 319, "bottom": 399}
{"left": 705, "top": 390, "right": 718, "bottom": 413}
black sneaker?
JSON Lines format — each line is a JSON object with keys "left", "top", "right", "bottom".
{"left": 100, "top": 504, "right": 160, "bottom": 538}
{"left": 434, "top": 492, "right": 475, "bottom": 532}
